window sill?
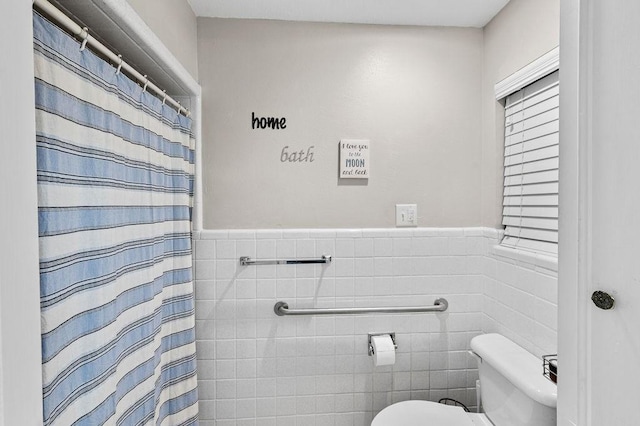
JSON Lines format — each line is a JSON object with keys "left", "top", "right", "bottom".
{"left": 492, "top": 244, "right": 558, "bottom": 273}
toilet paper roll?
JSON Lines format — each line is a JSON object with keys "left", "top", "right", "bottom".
{"left": 371, "top": 334, "right": 396, "bottom": 367}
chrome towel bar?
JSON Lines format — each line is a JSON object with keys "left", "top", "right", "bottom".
{"left": 240, "top": 255, "right": 332, "bottom": 266}
{"left": 274, "top": 298, "right": 448, "bottom": 316}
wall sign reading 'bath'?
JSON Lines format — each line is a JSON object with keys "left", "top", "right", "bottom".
{"left": 339, "top": 139, "right": 370, "bottom": 178}
{"left": 281, "top": 146, "right": 315, "bottom": 163}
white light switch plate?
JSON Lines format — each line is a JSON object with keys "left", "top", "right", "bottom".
{"left": 396, "top": 204, "right": 418, "bottom": 227}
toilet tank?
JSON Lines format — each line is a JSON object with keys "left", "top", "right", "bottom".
{"left": 470, "top": 334, "right": 557, "bottom": 426}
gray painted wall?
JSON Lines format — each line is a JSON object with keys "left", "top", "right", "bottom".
{"left": 197, "top": 0, "right": 559, "bottom": 230}
{"left": 198, "top": 19, "right": 484, "bottom": 229}
{"left": 481, "top": 0, "right": 561, "bottom": 227}
{"left": 127, "top": 0, "right": 199, "bottom": 79}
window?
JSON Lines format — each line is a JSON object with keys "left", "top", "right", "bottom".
{"left": 501, "top": 70, "right": 559, "bottom": 255}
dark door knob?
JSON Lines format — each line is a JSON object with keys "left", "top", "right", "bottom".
{"left": 591, "top": 291, "right": 615, "bottom": 310}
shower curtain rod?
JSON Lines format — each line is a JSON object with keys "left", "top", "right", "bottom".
{"left": 33, "top": 0, "right": 190, "bottom": 117}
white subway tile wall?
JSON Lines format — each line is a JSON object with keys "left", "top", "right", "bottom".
{"left": 483, "top": 239, "right": 558, "bottom": 357}
{"left": 193, "top": 227, "right": 557, "bottom": 425}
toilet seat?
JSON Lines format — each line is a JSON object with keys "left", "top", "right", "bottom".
{"left": 372, "top": 400, "right": 476, "bottom": 426}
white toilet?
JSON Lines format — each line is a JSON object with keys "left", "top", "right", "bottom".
{"left": 372, "top": 333, "right": 557, "bottom": 426}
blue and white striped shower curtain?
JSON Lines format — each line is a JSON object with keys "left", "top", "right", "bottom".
{"left": 33, "top": 12, "right": 198, "bottom": 425}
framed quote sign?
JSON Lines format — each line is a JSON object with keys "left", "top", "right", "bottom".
{"left": 339, "top": 139, "right": 370, "bottom": 179}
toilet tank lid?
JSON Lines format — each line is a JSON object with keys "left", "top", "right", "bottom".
{"left": 470, "top": 333, "right": 557, "bottom": 408}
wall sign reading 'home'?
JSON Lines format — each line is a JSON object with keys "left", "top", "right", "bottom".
{"left": 339, "top": 139, "right": 370, "bottom": 178}
{"left": 252, "top": 112, "right": 287, "bottom": 129}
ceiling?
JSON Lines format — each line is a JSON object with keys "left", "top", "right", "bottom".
{"left": 188, "top": 0, "right": 511, "bottom": 28}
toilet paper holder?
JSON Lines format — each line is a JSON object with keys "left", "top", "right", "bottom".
{"left": 368, "top": 332, "right": 397, "bottom": 356}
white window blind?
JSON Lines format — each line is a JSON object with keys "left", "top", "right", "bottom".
{"left": 501, "top": 70, "right": 559, "bottom": 255}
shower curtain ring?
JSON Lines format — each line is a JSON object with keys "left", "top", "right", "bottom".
{"left": 115, "top": 54, "right": 123, "bottom": 75}
{"left": 162, "top": 90, "right": 167, "bottom": 105}
{"left": 79, "top": 27, "right": 89, "bottom": 51}
{"left": 142, "top": 75, "right": 149, "bottom": 92}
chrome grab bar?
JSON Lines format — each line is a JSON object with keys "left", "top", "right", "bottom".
{"left": 273, "top": 298, "right": 448, "bottom": 316}
{"left": 240, "top": 255, "right": 332, "bottom": 266}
